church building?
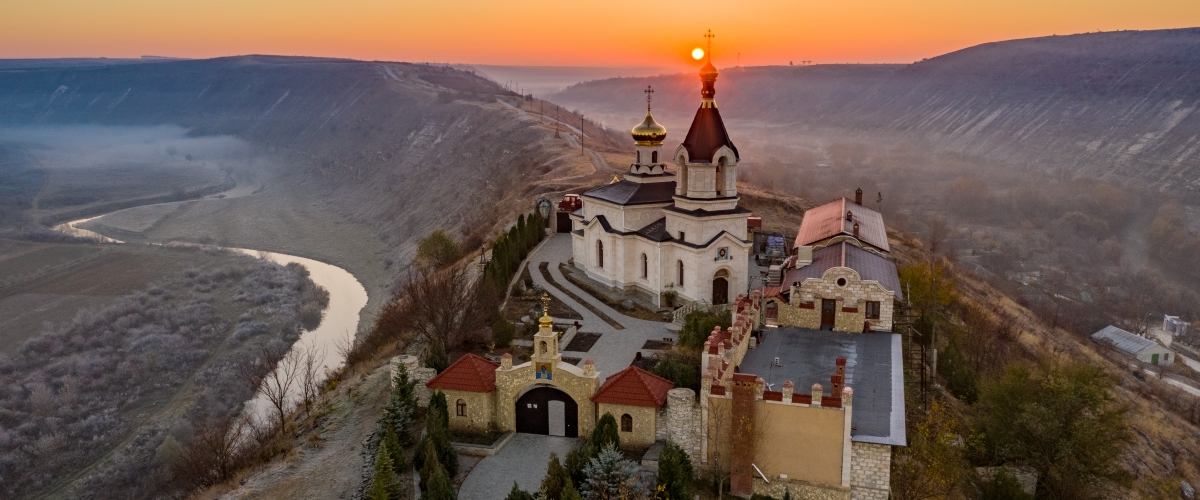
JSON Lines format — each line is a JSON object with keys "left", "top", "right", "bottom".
{"left": 570, "top": 49, "right": 751, "bottom": 307}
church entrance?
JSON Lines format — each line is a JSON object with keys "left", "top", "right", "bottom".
{"left": 515, "top": 386, "right": 578, "bottom": 437}
{"left": 712, "top": 270, "right": 730, "bottom": 305}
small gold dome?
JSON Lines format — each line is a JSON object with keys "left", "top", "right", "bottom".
{"left": 631, "top": 110, "right": 667, "bottom": 145}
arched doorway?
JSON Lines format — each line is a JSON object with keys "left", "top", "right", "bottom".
{"left": 515, "top": 386, "right": 578, "bottom": 437}
{"left": 712, "top": 269, "right": 730, "bottom": 305}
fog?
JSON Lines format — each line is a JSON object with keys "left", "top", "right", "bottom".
{"left": 0, "top": 125, "right": 261, "bottom": 172}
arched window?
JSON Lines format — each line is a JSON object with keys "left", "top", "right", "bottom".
{"left": 540, "top": 341, "right": 548, "bottom": 356}
{"left": 637, "top": 151, "right": 641, "bottom": 164}
{"left": 716, "top": 157, "right": 726, "bottom": 196}
{"left": 456, "top": 399, "right": 467, "bottom": 417}
{"left": 641, "top": 253, "right": 648, "bottom": 278}
{"left": 621, "top": 414, "right": 633, "bottom": 432}
{"left": 597, "top": 240, "right": 604, "bottom": 268}
{"left": 677, "top": 260, "right": 684, "bottom": 287}
{"left": 652, "top": 151, "right": 658, "bottom": 163}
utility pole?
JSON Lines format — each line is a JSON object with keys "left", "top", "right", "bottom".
{"left": 581, "top": 115, "right": 585, "bottom": 154}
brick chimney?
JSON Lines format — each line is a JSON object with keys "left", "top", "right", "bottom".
{"left": 853, "top": 222, "right": 860, "bottom": 238}
{"left": 730, "top": 373, "right": 758, "bottom": 497}
{"left": 855, "top": 187, "right": 863, "bottom": 205}
{"left": 836, "top": 357, "right": 846, "bottom": 377}
{"left": 831, "top": 374, "right": 844, "bottom": 395}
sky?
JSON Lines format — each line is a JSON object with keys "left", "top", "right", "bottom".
{"left": 2, "top": 0, "right": 1198, "bottom": 68}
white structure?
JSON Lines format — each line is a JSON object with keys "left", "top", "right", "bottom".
{"left": 1092, "top": 325, "right": 1175, "bottom": 366}
{"left": 1164, "top": 315, "right": 1189, "bottom": 337}
{"left": 571, "top": 57, "right": 750, "bottom": 307}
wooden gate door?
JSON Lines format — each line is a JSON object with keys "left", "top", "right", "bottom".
{"left": 515, "top": 386, "right": 578, "bottom": 436}
{"left": 821, "top": 299, "right": 836, "bottom": 330}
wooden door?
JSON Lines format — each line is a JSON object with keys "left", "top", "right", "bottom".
{"left": 821, "top": 299, "right": 836, "bottom": 330}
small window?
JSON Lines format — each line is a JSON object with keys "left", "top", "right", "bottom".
{"left": 679, "top": 231, "right": 685, "bottom": 242}
{"left": 677, "top": 260, "right": 684, "bottom": 287}
{"left": 836, "top": 278, "right": 847, "bottom": 287}
{"left": 641, "top": 253, "right": 648, "bottom": 278}
{"left": 597, "top": 240, "right": 604, "bottom": 268}
{"left": 637, "top": 151, "right": 641, "bottom": 163}
{"left": 621, "top": 414, "right": 633, "bottom": 432}
{"left": 865, "top": 301, "right": 881, "bottom": 320}
{"left": 652, "top": 151, "right": 658, "bottom": 163}
{"left": 456, "top": 399, "right": 467, "bottom": 417}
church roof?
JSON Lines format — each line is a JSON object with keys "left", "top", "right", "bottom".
{"left": 794, "top": 198, "right": 889, "bottom": 252}
{"left": 681, "top": 106, "right": 739, "bottom": 163}
{"left": 425, "top": 353, "right": 499, "bottom": 393}
{"left": 635, "top": 217, "right": 671, "bottom": 242}
{"left": 591, "top": 366, "right": 674, "bottom": 408}
{"left": 783, "top": 242, "right": 904, "bottom": 300}
{"left": 583, "top": 180, "right": 676, "bottom": 206}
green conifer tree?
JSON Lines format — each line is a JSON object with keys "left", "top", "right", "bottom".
{"left": 656, "top": 440, "right": 693, "bottom": 500}
{"left": 368, "top": 444, "right": 401, "bottom": 500}
{"left": 382, "top": 425, "right": 406, "bottom": 475}
{"left": 591, "top": 412, "right": 621, "bottom": 450}
{"left": 561, "top": 480, "right": 582, "bottom": 500}
{"left": 424, "top": 458, "right": 457, "bottom": 500}
{"left": 541, "top": 452, "right": 571, "bottom": 500}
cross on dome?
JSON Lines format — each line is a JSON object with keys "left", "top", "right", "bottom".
{"left": 644, "top": 85, "right": 654, "bottom": 112}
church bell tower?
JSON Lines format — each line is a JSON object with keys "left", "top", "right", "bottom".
{"left": 674, "top": 29, "right": 740, "bottom": 210}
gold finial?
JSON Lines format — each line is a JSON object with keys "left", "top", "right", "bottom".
{"left": 539, "top": 292, "right": 553, "bottom": 325}
{"left": 611, "top": 174, "right": 620, "bottom": 183}
{"left": 644, "top": 85, "right": 654, "bottom": 112}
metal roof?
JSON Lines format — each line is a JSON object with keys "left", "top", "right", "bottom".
{"left": 1091, "top": 325, "right": 1160, "bottom": 356}
{"left": 681, "top": 105, "right": 739, "bottom": 162}
{"left": 794, "top": 198, "right": 889, "bottom": 252}
{"left": 739, "top": 328, "right": 906, "bottom": 446}
{"left": 582, "top": 180, "right": 676, "bottom": 206}
{"left": 782, "top": 242, "right": 904, "bottom": 300}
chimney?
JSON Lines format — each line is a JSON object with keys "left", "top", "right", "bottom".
{"left": 853, "top": 222, "right": 860, "bottom": 238}
{"left": 845, "top": 210, "right": 853, "bottom": 222}
{"left": 855, "top": 188, "right": 863, "bottom": 205}
{"left": 730, "top": 374, "right": 759, "bottom": 497}
{"left": 831, "top": 374, "right": 843, "bottom": 395}
{"left": 836, "top": 357, "right": 847, "bottom": 377}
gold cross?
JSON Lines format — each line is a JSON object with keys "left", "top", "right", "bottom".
{"left": 644, "top": 85, "right": 654, "bottom": 111}
{"left": 540, "top": 292, "right": 551, "bottom": 317}
{"left": 704, "top": 29, "right": 715, "bottom": 59}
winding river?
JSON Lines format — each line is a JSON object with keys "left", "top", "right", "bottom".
{"left": 52, "top": 187, "right": 369, "bottom": 423}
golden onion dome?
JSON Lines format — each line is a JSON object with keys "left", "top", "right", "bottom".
{"left": 700, "top": 59, "right": 718, "bottom": 79}
{"left": 631, "top": 110, "right": 667, "bottom": 145}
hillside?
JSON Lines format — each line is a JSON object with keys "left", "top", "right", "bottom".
{"left": 550, "top": 28, "right": 1200, "bottom": 192}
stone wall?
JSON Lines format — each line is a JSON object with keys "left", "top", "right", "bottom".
{"left": 850, "top": 442, "right": 892, "bottom": 500}
{"left": 494, "top": 358, "right": 599, "bottom": 436}
{"left": 597, "top": 403, "right": 658, "bottom": 449}
{"left": 443, "top": 389, "right": 495, "bottom": 433}
{"left": 752, "top": 477, "right": 851, "bottom": 500}
{"left": 663, "top": 388, "right": 700, "bottom": 459}
{"left": 784, "top": 267, "right": 896, "bottom": 332}
{"left": 390, "top": 354, "right": 436, "bottom": 407}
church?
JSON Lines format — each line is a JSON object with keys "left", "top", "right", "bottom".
{"left": 570, "top": 48, "right": 751, "bottom": 307}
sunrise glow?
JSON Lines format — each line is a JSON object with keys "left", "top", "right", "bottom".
{"left": 0, "top": 0, "right": 1198, "bottom": 66}
{"left": 691, "top": 48, "right": 705, "bottom": 60}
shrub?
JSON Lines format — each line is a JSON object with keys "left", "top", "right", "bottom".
{"left": 541, "top": 452, "right": 571, "bottom": 500}
{"left": 492, "top": 317, "right": 515, "bottom": 348}
{"left": 651, "top": 352, "right": 700, "bottom": 392}
{"left": 591, "top": 413, "right": 620, "bottom": 450}
{"left": 505, "top": 481, "right": 536, "bottom": 500}
{"left": 423, "top": 454, "right": 456, "bottom": 500}
{"left": 381, "top": 425, "right": 406, "bottom": 475}
{"left": 368, "top": 441, "right": 402, "bottom": 500}
{"left": 678, "top": 310, "right": 731, "bottom": 350}
{"left": 656, "top": 441, "right": 693, "bottom": 500}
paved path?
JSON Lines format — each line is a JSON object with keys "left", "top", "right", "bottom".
{"left": 530, "top": 234, "right": 679, "bottom": 378}
{"left": 457, "top": 434, "right": 579, "bottom": 500}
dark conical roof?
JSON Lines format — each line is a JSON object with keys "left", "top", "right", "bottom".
{"left": 682, "top": 105, "right": 739, "bottom": 162}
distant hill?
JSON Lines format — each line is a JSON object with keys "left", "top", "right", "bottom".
{"left": 550, "top": 28, "right": 1200, "bottom": 192}
{"left": 0, "top": 55, "right": 558, "bottom": 244}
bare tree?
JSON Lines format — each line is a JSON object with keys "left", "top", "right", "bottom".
{"left": 173, "top": 413, "right": 255, "bottom": 487}
{"left": 239, "top": 343, "right": 302, "bottom": 433}
{"left": 926, "top": 216, "right": 950, "bottom": 255}
{"left": 393, "top": 263, "right": 487, "bottom": 369}
{"left": 300, "top": 343, "right": 327, "bottom": 419}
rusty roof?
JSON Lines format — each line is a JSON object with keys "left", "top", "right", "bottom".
{"left": 794, "top": 198, "right": 889, "bottom": 252}
{"left": 590, "top": 366, "right": 675, "bottom": 408}
{"left": 425, "top": 353, "right": 499, "bottom": 393}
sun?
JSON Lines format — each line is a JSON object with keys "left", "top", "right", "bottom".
{"left": 691, "top": 48, "right": 704, "bottom": 60}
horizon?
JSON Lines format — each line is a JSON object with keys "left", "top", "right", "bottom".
{"left": 3, "top": 1, "right": 1199, "bottom": 68}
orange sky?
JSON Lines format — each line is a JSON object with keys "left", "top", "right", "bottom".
{"left": 2, "top": 0, "right": 1198, "bottom": 67}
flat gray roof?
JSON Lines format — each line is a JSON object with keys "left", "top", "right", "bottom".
{"left": 1091, "top": 325, "right": 1161, "bottom": 356}
{"left": 738, "top": 327, "right": 906, "bottom": 446}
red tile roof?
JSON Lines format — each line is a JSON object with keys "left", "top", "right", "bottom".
{"left": 794, "top": 198, "right": 889, "bottom": 252}
{"left": 591, "top": 366, "right": 675, "bottom": 407}
{"left": 425, "top": 353, "right": 499, "bottom": 393}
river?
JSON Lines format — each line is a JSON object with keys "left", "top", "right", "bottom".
{"left": 52, "top": 187, "right": 369, "bottom": 424}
